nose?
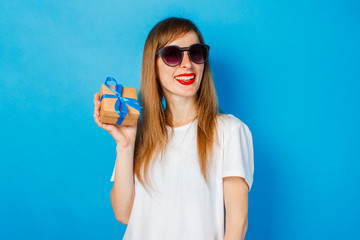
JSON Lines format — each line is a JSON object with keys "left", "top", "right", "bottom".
{"left": 179, "top": 51, "right": 192, "bottom": 68}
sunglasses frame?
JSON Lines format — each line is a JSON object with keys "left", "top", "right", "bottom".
{"left": 155, "top": 43, "right": 210, "bottom": 67}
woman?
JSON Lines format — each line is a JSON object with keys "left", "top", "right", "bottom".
{"left": 94, "top": 17, "right": 254, "bottom": 240}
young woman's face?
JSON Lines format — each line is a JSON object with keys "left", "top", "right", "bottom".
{"left": 156, "top": 31, "right": 204, "bottom": 101}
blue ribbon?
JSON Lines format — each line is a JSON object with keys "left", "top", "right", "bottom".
{"left": 100, "top": 77, "right": 142, "bottom": 125}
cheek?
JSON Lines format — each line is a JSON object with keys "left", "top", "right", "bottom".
{"left": 156, "top": 60, "right": 166, "bottom": 82}
{"left": 156, "top": 65, "right": 174, "bottom": 88}
{"left": 197, "top": 66, "right": 205, "bottom": 82}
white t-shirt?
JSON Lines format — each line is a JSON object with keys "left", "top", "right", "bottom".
{"left": 110, "top": 114, "right": 254, "bottom": 240}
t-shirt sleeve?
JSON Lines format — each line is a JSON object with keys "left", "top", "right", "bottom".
{"left": 222, "top": 117, "right": 254, "bottom": 191}
{"left": 110, "top": 161, "right": 116, "bottom": 182}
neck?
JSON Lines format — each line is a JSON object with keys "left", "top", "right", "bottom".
{"left": 165, "top": 94, "right": 198, "bottom": 127}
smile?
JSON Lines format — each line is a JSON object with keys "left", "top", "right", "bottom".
{"left": 174, "top": 73, "right": 196, "bottom": 85}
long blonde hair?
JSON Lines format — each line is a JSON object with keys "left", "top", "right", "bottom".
{"left": 134, "top": 17, "right": 219, "bottom": 190}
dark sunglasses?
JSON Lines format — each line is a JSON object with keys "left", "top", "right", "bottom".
{"left": 155, "top": 43, "right": 210, "bottom": 67}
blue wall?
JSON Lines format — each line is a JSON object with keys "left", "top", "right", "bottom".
{"left": 1, "top": 0, "right": 359, "bottom": 239}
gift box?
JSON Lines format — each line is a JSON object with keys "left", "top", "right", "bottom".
{"left": 99, "top": 77, "right": 142, "bottom": 126}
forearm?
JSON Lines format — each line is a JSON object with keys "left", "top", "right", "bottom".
{"left": 110, "top": 144, "right": 135, "bottom": 225}
{"left": 224, "top": 217, "right": 248, "bottom": 240}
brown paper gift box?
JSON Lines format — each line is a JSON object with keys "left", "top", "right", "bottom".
{"left": 99, "top": 84, "right": 140, "bottom": 126}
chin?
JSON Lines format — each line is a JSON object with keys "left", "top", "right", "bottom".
{"left": 178, "top": 90, "right": 198, "bottom": 98}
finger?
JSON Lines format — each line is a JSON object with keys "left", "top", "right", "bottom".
{"left": 94, "top": 102, "right": 100, "bottom": 115}
{"left": 94, "top": 93, "right": 100, "bottom": 105}
{"left": 94, "top": 112, "right": 103, "bottom": 125}
{"left": 94, "top": 113, "right": 101, "bottom": 125}
{"left": 94, "top": 113, "right": 113, "bottom": 132}
{"left": 94, "top": 109, "right": 100, "bottom": 119}
{"left": 94, "top": 113, "right": 106, "bottom": 129}
{"left": 94, "top": 93, "right": 98, "bottom": 105}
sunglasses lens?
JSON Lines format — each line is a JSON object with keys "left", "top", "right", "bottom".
{"left": 190, "top": 44, "right": 208, "bottom": 63}
{"left": 162, "top": 46, "right": 182, "bottom": 66}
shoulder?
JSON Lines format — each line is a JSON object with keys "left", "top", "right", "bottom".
{"left": 216, "top": 114, "right": 251, "bottom": 134}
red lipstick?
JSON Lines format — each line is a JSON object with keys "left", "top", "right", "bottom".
{"left": 174, "top": 73, "right": 196, "bottom": 85}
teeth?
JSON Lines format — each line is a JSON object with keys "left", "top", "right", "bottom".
{"left": 175, "top": 75, "right": 195, "bottom": 81}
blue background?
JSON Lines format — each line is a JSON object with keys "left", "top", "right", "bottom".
{"left": 1, "top": 0, "right": 359, "bottom": 239}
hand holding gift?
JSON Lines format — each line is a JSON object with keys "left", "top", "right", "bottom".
{"left": 99, "top": 77, "right": 142, "bottom": 125}
{"left": 93, "top": 77, "right": 142, "bottom": 147}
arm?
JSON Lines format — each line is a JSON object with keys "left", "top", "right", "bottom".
{"left": 223, "top": 177, "right": 249, "bottom": 240}
{"left": 110, "top": 144, "right": 135, "bottom": 225}
{"left": 93, "top": 93, "right": 136, "bottom": 225}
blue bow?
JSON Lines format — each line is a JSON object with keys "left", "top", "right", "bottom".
{"left": 100, "top": 77, "right": 142, "bottom": 125}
